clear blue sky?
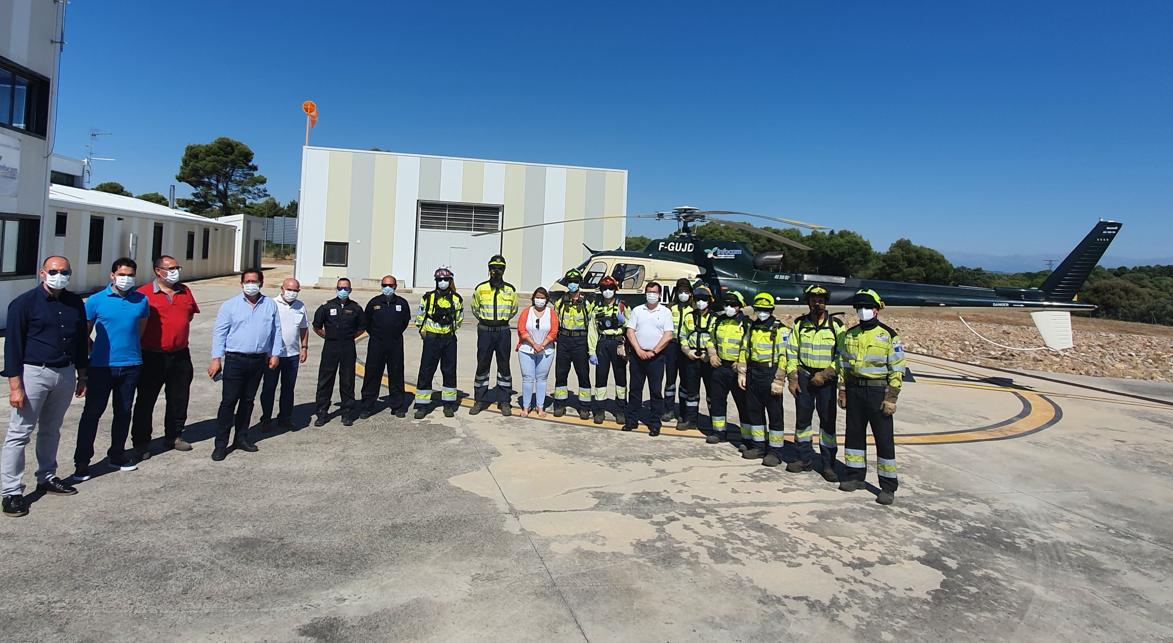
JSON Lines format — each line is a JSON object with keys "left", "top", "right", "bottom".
{"left": 54, "top": 0, "right": 1172, "bottom": 269}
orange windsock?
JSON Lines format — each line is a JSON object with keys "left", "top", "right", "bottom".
{"left": 302, "top": 100, "right": 318, "bottom": 128}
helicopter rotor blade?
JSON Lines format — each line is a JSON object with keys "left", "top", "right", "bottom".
{"left": 471, "top": 213, "right": 661, "bottom": 237}
{"left": 698, "top": 210, "right": 828, "bottom": 231}
{"left": 713, "top": 219, "right": 813, "bottom": 251}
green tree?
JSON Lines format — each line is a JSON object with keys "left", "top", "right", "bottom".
{"left": 807, "top": 229, "right": 874, "bottom": 277}
{"left": 136, "top": 192, "right": 169, "bottom": 206}
{"left": 283, "top": 199, "right": 299, "bottom": 218}
{"left": 950, "top": 266, "right": 996, "bottom": 288}
{"left": 868, "top": 238, "right": 953, "bottom": 284}
{"left": 176, "top": 137, "right": 268, "bottom": 217}
{"left": 625, "top": 235, "right": 651, "bottom": 251}
{"left": 93, "top": 181, "right": 132, "bottom": 197}
{"left": 245, "top": 196, "right": 286, "bottom": 218}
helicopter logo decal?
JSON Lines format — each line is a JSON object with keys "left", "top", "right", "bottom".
{"left": 704, "top": 246, "right": 743, "bottom": 260}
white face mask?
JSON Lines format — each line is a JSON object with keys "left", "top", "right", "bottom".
{"left": 695, "top": 300, "right": 709, "bottom": 311}
{"left": 114, "top": 275, "right": 136, "bottom": 291}
{"left": 724, "top": 306, "right": 738, "bottom": 317}
{"left": 756, "top": 311, "right": 771, "bottom": 321}
{"left": 677, "top": 292, "right": 690, "bottom": 303}
{"left": 45, "top": 273, "right": 70, "bottom": 290}
{"left": 243, "top": 283, "right": 261, "bottom": 296}
{"left": 282, "top": 289, "right": 299, "bottom": 302}
{"left": 533, "top": 298, "right": 547, "bottom": 308}
{"left": 437, "top": 280, "right": 450, "bottom": 290}
{"left": 164, "top": 268, "right": 181, "bottom": 284}
{"left": 856, "top": 308, "right": 877, "bottom": 322}
{"left": 601, "top": 289, "right": 615, "bottom": 299}
{"left": 646, "top": 292, "right": 660, "bottom": 305}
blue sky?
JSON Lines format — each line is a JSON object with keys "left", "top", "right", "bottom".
{"left": 54, "top": 1, "right": 1172, "bottom": 270}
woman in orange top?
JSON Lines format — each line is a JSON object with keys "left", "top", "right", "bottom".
{"left": 516, "top": 287, "right": 559, "bottom": 416}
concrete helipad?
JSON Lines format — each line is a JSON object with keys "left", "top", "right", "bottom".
{"left": 2, "top": 273, "right": 1171, "bottom": 641}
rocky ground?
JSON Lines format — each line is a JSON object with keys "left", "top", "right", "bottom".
{"left": 873, "top": 309, "right": 1172, "bottom": 382}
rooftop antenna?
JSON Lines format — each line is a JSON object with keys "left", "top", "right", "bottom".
{"left": 83, "top": 129, "right": 115, "bottom": 187}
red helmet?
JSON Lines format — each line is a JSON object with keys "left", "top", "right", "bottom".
{"left": 434, "top": 266, "right": 454, "bottom": 280}
{"left": 599, "top": 275, "right": 619, "bottom": 290}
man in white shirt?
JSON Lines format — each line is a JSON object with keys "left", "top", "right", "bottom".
{"left": 260, "top": 277, "right": 309, "bottom": 431}
{"left": 623, "top": 281, "right": 675, "bottom": 436}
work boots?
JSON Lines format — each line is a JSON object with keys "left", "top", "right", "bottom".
{"left": 552, "top": 403, "right": 566, "bottom": 417}
{"left": 876, "top": 491, "right": 895, "bottom": 506}
{"left": 469, "top": 401, "right": 488, "bottom": 416}
{"left": 820, "top": 464, "right": 839, "bottom": 483}
{"left": 785, "top": 460, "right": 812, "bottom": 473}
{"left": 593, "top": 409, "right": 606, "bottom": 424}
{"left": 762, "top": 452, "right": 782, "bottom": 467}
{"left": 613, "top": 410, "right": 625, "bottom": 425}
{"left": 838, "top": 480, "right": 865, "bottom": 492}
{"left": 498, "top": 403, "right": 512, "bottom": 417}
{"left": 741, "top": 444, "right": 766, "bottom": 460}
{"left": 577, "top": 407, "right": 590, "bottom": 420}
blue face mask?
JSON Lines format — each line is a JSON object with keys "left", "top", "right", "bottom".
{"left": 337, "top": 289, "right": 351, "bottom": 300}
{"left": 382, "top": 286, "right": 395, "bottom": 297}
{"left": 567, "top": 282, "right": 580, "bottom": 293}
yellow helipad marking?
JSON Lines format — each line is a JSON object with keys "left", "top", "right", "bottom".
{"left": 356, "top": 359, "right": 1062, "bottom": 445}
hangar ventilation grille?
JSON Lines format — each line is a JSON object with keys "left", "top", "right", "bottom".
{"left": 419, "top": 201, "right": 502, "bottom": 233}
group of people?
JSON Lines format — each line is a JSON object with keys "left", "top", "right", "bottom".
{"left": 3, "top": 252, "right": 906, "bottom": 519}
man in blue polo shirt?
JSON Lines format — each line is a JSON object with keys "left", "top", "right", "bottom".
{"left": 72, "top": 257, "right": 149, "bottom": 479}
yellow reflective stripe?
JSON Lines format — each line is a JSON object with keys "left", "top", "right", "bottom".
{"left": 712, "top": 416, "right": 726, "bottom": 429}
{"left": 796, "top": 427, "right": 814, "bottom": 440}
{"left": 820, "top": 431, "right": 836, "bottom": 448}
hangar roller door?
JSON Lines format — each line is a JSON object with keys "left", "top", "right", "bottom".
{"left": 413, "top": 201, "right": 502, "bottom": 288}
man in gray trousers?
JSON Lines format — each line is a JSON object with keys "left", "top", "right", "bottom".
{"left": 2, "top": 256, "right": 89, "bottom": 517}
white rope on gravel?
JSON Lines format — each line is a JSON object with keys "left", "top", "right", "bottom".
{"left": 956, "top": 314, "right": 1054, "bottom": 352}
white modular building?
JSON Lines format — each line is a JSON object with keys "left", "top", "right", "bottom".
{"left": 0, "top": 0, "right": 64, "bottom": 327}
{"left": 218, "top": 213, "right": 266, "bottom": 274}
{"left": 46, "top": 184, "right": 237, "bottom": 293}
{"left": 296, "top": 146, "right": 627, "bottom": 292}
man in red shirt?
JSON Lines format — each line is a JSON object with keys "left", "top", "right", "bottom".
{"left": 130, "top": 255, "right": 200, "bottom": 459}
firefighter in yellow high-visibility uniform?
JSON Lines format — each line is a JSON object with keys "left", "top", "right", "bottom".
{"left": 588, "top": 275, "right": 627, "bottom": 424}
{"left": 677, "top": 285, "right": 715, "bottom": 432}
{"left": 705, "top": 291, "right": 750, "bottom": 446}
{"left": 552, "top": 268, "right": 594, "bottom": 419}
{"left": 779, "top": 284, "right": 845, "bottom": 480}
{"left": 470, "top": 255, "right": 518, "bottom": 417}
{"left": 736, "top": 292, "right": 789, "bottom": 460}
{"left": 413, "top": 266, "right": 464, "bottom": 418}
{"left": 836, "top": 289, "right": 905, "bottom": 506}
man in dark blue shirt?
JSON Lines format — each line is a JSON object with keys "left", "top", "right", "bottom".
{"left": 2, "top": 256, "right": 89, "bottom": 518}
{"left": 359, "top": 275, "right": 411, "bottom": 419}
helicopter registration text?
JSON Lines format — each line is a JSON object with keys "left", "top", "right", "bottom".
{"left": 658, "top": 241, "right": 695, "bottom": 253}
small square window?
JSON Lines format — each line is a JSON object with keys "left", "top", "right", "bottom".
{"left": 323, "top": 242, "right": 348, "bottom": 267}
{"left": 55, "top": 212, "right": 67, "bottom": 237}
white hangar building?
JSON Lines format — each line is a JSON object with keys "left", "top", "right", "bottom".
{"left": 296, "top": 146, "right": 628, "bottom": 292}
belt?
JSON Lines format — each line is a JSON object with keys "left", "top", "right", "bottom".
{"left": 800, "top": 364, "right": 830, "bottom": 374}
{"left": 226, "top": 351, "right": 266, "bottom": 359}
{"left": 597, "top": 333, "right": 623, "bottom": 340}
{"left": 720, "top": 359, "right": 738, "bottom": 367}
{"left": 24, "top": 360, "right": 71, "bottom": 369}
{"left": 559, "top": 329, "right": 587, "bottom": 337}
{"left": 748, "top": 360, "right": 777, "bottom": 367}
{"left": 477, "top": 320, "right": 509, "bottom": 328}
{"left": 143, "top": 347, "right": 190, "bottom": 355}
{"left": 423, "top": 330, "right": 454, "bottom": 338}
{"left": 846, "top": 377, "right": 887, "bottom": 387}
{"left": 477, "top": 324, "right": 511, "bottom": 332}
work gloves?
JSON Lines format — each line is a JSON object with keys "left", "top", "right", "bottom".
{"left": 837, "top": 389, "right": 847, "bottom": 409}
{"left": 589, "top": 355, "right": 598, "bottom": 366}
{"left": 882, "top": 386, "right": 900, "bottom": 416}
{"left": 787, "top": 372, "right": 800, "bottom": 397}
{"left": 707, "top": 346, "right": 721, "bottom": 368}
{"left": 735, "top": 361, "right": 747, "bottom": 390}
{"left": 770, "top": 369, "right": 787, "bottom": 396}
{"left": 810, "top": 367, "right": 835, "bottom": 387}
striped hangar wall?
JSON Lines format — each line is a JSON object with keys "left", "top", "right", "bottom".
{"left": 296, "top": 146, "right": 627, "bottom": 292}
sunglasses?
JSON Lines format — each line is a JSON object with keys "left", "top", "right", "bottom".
{"left": 46, "top": 269, "right": 72, "bottom": 276}
{"left": 381, "top": 283, "right": 396, "bottom": 288}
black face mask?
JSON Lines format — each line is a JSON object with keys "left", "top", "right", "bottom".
{"left": 489, "top": 269, "right": 503, "bottom": 282}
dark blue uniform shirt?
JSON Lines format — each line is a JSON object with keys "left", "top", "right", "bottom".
{"left": 2, "top": 285, "right": 90, "bottom": 377}
{"left": 364, "top": 294, "right": 411, "bottom": 342}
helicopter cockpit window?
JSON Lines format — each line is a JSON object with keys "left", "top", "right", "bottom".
{"left": 583, "top": 261, "right": 608, "bottom": 287}
{"left": 612, "top": 263, "right": 645, "bottom": 290}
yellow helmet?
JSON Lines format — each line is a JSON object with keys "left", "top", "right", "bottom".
{"left": 752, "top": 292, "right": 776, "bottom": 310}
{"left": 852, "top": 288, "right": 884, "bottom": 309}
{"left": 803, "top": 284, "right": 829, "bottom": 299}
